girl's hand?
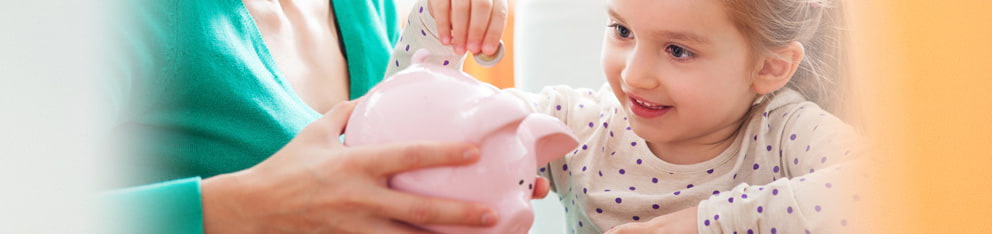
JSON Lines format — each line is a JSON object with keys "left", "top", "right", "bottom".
{"left": 427, "top": 0, "right": 508, "bottom": 56}
{"left": 201, "top": 101, "right": 499, "bottom": 234}
{"left": 605, "top": 206, "right": 699, "bottom": 234}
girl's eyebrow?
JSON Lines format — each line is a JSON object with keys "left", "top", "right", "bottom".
{"left": 651, "top": 30, "right": 711, "bottom": 44}
{"left": 608, "top": 7, "right": 710, "bottom": 45}
{"left": 607, "top": 7, "right": 627, "bottom": 23}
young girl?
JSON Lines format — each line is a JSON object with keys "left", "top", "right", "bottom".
{"left": 390, "top": 0, "right": 863, "bottom": 233}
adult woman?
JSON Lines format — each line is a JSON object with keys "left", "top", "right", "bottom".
{"left": 110, "top": 0, "right": 526, "bottom": 233}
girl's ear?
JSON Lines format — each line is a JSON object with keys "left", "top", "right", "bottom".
{"left": 752, "top": 41, "right": 805, "bottom": 95}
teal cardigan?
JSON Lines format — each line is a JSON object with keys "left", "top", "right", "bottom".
{"left": 108, "top": 0, "right": 399, "bottom": 233}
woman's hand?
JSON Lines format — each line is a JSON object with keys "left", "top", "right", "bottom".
{"left": 201, "top": 101, "right": 500, "bottom": 234}
{"left": 427, "top": 0, "right": 508, "bottom": 56}
{"left": 605, "top": 206, "right": 699, "bottom": 234}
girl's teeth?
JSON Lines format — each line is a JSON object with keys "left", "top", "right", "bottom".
{"left": 634, "top": 98, "right": 666, "bottom": 109}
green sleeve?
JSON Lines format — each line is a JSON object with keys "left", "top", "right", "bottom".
{"left": 104, "top": 177, "right": 205, "bottom": 234}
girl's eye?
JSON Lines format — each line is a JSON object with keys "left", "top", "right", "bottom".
{"left": 665, "top": 44, "right": 695, "bottom": 59}
{"left": 610, "top": 24, "right": 633, "bottom": 39}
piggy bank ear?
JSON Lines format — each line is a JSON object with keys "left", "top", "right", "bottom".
{"left": 517, "top": 114, "right": 579, "bottom": 165}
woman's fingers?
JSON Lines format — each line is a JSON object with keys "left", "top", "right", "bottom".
{"left": 480, "top": 0, "right": 506, "bottom": 56}
{"left": 466, "top": 0, "right": 493, "bottom": 54}
{"left": 350, "top": 141, "right": 480, "bottom": 176}
{"left": 532, "top": 176, "right": 550, "bottom": 199}
{"left": 301, "top": 101, "right": 356, "bottom": 147}
{"left": 450, "top": 0, "right": 471, "bottom": 55}
{"left": 428, "top": 0, "right": 452, "bottom": 45}
{"left": 368, "top": 188, "right": 498, "bottom": 227}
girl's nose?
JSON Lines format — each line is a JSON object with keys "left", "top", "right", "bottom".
{"left": 621, "top": 51, "right": 660, "bottom": 90}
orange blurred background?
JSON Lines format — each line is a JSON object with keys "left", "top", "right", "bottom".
{"left": 849, "top": 0, "right": 992, "bottom": 233}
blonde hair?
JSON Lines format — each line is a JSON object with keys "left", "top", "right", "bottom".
{"left": 723, "top": 0, "right": 853, "bottom": 117}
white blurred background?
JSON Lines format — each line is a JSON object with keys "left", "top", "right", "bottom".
{"left": 0, "top": 0, "right": 112, "bottom": 233}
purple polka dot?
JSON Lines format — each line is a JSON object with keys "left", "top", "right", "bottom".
{"left": 741, "top": 194, "right": 749, "bottom": 199}
{"left": 562, "top": 164, "right": 569, "bottom": 171}
{"left": 443, "top": 60, "right": 450, "bottom": 66}
{"left": 821, "top": 157, "right": 828, "bottom": 163}
{"left": 615, "top": 197, "right": 622, "bottom": 204}
{"left": 578, "top": 221, "right": 583, "bottom": 227}
{"left": 610, "top": 131, "right": 614, "bottom": 137}
{"left": 686, "top": 184, "right": 694, "bottom": 189}
{"left": 707, "top": 169, "right": 715, "bottom": 174}
{"left": 636, "top": 159, "right": 643, "bottom": 165}
{"left": 806, "top": 145, "right": 811, "bottom": 152}
{"left": 556, "top": 105, "right": 562, "bottom": 111}
{"left": 405, "top": 44, "right": 410, "bottom": 51}
{"left": 652, "top": 177, "right": 659, "bottom": 183}
{"left": 419, "top": 6, "right": 424, "bottom": 13}
{"left": 815, "top": 205, "right": 822, "bottom": 212}
{"left": 598, "top": 171, "right": 603, "bottom": 177}
{"left": 603, "top": 122, "right": 609, "bottom": 128}
{"left": 766, "top": 145, "right": 773, "bottom": 151}
{"left": 753, "top": 135, "right": 758, "bottom": 141}
{"left": 773, "top": 166, "right": 781, "bottom": 173}
{"left": 790, "top": 134, "right": 797, "bottom": 141}
{"left": 788, "top": 206, "right": 794, "bottom": 213}
{"left": 619, "top": 169, "right": 626, "bottom": 175}
{"left": 630, "top": 141, "right": 637, "bottom": 146}
{"left": 596, "top": 208, "right": 603, "bottom": 213}
{"left": 629, "top": 186, "right": 636, "bottom": 191}
{"left": 582, "top": 144, "right": 588, "bottom": 150}
{"left": 773, "top": 189, "right": 779, "bottom": 195}
{"left": 633, "top": 216, "right": 640, "bottom": 221}
{"left": 421, "top": 29, "right": 427, "bottom": 36}
{"left": 674, "top": 191, "right": 681, "bottom": 195}
{"left": 794, "top": 158, "right": 800, "bottom": 165}
{"left": 713, "top": 190, "right": 721, "bottom": 196}
{"left": 826, "top": 183, "right": 832, "bottom": 188}
{"left": 753, "top": 163, "right": 760, "bottom": 170}
{"left": 582, "top": 166, "right": 587, "bottom": 172}
{"left": 579, "top": 104, "right": 585, "bottom": 108}
{"left": 714, "top": 214, "right": 720, "bottom": 220}
{"left": 583, "top": 187, "right": 588, "bottom": 194}
{"left": 652, "top": 204, "right": 660, "bottom": 209}
{"left": 757, "top": 206, "right": 764, "bottom": 213}
{"left": 626, "top": 126, "right": 632, "bottom": 131}
{"left": 588, "top": 122, "right": 594, "bottom": 128}
{"left": 394, "top": 60, "right": 399, "bottom": 67}
{"left": 704, "top": 219, "right": 710, "bottom": 226}
{"left": 540, "top": 167, "right": 546, "bottom": 173}
{"left": 772, "top": 228, "right": 778, "bottom": 234}
{"left": 748, "top": 229, "right": 754, "bottom": 234}
{"left": 728, "top": 197, "right": 734, "bottom": 203}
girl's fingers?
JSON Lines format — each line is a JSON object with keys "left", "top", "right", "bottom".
{"left": 531, "top": 176, "right": 550, "bottom": 199}
{"left": 428, "top": 0, "right": 452, "bottom": 45}
{"left": 350, "top": 141, "right": 480, "bottom": 176}
{"left": 466, "top": 0, "right": 493, "bottom": 54}
{"left": 369, "top": 188, "right": 498, "bottom": 227}
{"left": 480, "top": 0, "right": 507, "bottom": 56}
{"left": 450, "top": 0, "right": 471, "bottom": 55}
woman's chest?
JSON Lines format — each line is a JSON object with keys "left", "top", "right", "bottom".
{"left": 243, "top": 0, "right": 350, "bottom": 113}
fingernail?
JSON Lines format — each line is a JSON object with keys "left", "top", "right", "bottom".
{"left": 463, "top": 148, "right": 480, "bottom": 161}
{"left": 483, "top": 44, "right": 497, "bottom": 56}
{"left": 442, "top": 36, "right": 451, "bottom": 45}
{"left": 455, "top": 46, "right": 466, "bottom": 55}
{"left": 480, "top": 210, "right": 496, "bottom": 225}
{"left": 468, "top": 43, "right": 481, "bottom": 54}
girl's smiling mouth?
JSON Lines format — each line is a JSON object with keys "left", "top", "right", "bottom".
{"left": 628, "top": 94, "right": 673, "bottom": 118}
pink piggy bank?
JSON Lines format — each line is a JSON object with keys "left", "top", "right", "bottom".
{"left": 344, "top": 50, "right": 579, "bottom": 234}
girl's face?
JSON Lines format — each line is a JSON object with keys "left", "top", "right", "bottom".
{"left": 602, "top": 0, "right": 758, "bottom": 147}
